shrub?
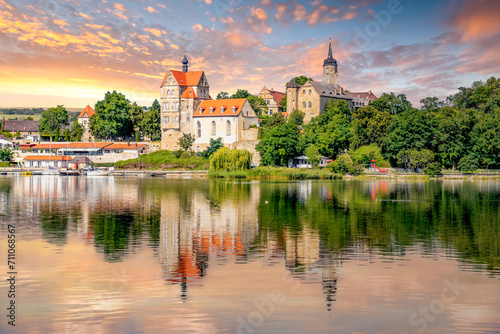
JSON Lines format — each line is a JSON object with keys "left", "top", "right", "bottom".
{"left": 328, "top": 153, "right": 362, "bottom": 175}
{"left": 210, "top": 148, "right": 252, "bottom": 171}
{"left": 424, "top": 162, "right": 442, "bottom": 176}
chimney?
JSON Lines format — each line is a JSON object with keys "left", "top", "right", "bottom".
{"left": 135, "top": 143, "right": 137, "bottom": 147}
{"left": 128, "top": 142, "right": 130, "bottom": 146}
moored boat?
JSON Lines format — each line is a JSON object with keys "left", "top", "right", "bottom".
{"left": 59, "top": 169, "right": 80, "bottom": 176}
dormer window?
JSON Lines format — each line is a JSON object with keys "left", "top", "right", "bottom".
{"left": 199, "top": 108, "right": 203, "bottom": 114}
{"left": 210, "top": 106, "right": 214, "bottom": 113}
{"left": 180, "top": 79, "right": 183, "bottom": 83}
{"left": 220, "top": 106, "right": 224, "bottom": 113}
{"left": 232, "top": 106, "right": 236, "bottom": 113}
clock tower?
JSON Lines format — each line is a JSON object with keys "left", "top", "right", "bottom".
{"left": 323, "top": 39, "right": 339, "bottom": 85}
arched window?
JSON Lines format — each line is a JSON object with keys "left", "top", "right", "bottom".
{"left": 226, "top": 120, "right": 231, "bottom": 136}
{"left": 211, "top": 121, "right": 216, "bottom": 136}
{"left": 309, "top": 89, "right": 312, "bottom": 95}
{"left": 308, "top": 101, "right": 312, "bottom": 108}
{"left": 303, "top": 101, "right": 306, "bottom": 108}
{"left": 197, "top": 121, "right": 201, "bottom": 138}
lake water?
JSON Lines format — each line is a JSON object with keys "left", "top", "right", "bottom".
{"left": 0, "top": 176, "right": 499, "bottom": 334}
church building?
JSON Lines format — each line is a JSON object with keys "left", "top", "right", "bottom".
{"left": 286, "top": 39, "right": 377, "bottom": 124}
{"left": 160, "top": 56, "right": 259, "bottom": 154}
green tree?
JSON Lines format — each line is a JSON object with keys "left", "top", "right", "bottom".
{"left": 327, "top": 153, "right": 361, "bottom": 175}
{"left": 210, "top": 147, "right": 252, "bottom": 171}
{"left": 420, "top": 97, "right": 444, "bottom": 112}
{"left": 300, "top": 100, "right": 352, "bottom": 158}
{"left": 247, "top": 95, "right": 268, "bottom": 116}
{"left": 70, "top": 119, "right": 84, "bottom": 142}
{"left": 140, "top": 103, "right": 161, "bottom": 141}
{"left": 38, "top": 105, "right": 69, "bottom": 140}
{"left": 397, "top": 149, "right": 435, "bottom": 170}
{"left": 54, "top": 128, "right": 60, "bottom": 142}
{"left": 14, "top": 131, "right": 21, "bottom": 138}
{"left": 231, "top": 89, "right": 251, "bottom": 99}
{"left": 305, "top": 145, "right": 321, "bottom": 168}
{"left": 469, "top": 111, "right": 500, "bottom": 168}
{"left": 0, "top": 147, "right": 13, "bottom": 162}
{"left": 64, "top": 129, "right": 70, "bottom": 141}
{"left": 382, "top": 110, "right": 438, "bottom": 166}
{"left": 351, "top": 106, "right": 393, "bottom": 149}
{"left": 24, "top": 116, "right": 34, "bottom": 121}
{"left": 201, "top": 137, "right": 224, "bottom": 158}
{"left": 90, "top": 91, "right": 133, "bottom": 140}
{"left": 216, "top": 91, "right": 229, "bottom": 99}
{"left": 370, "top": 92, "right": 412, "bottom": 115}
{"left": 177, "top": 133, "right": 196, "bottom": 152}
{"left": 256, "top": 123, "right": 301, "bottom": 166}
{"left": 129, "top": 102, "right": 144, "bottom": 129}
{"left": 457, "top": 155, "right": 479, "bottom": 172}
{"left": 288, "top": 109, "right": 305, "bottom": 126}
{"left": 151, "top": 99, "right": 160, "bottom": 112}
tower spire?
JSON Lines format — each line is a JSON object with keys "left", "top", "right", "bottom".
{"left": 328, "top": 38, "right": 333, "bottom": 59}
{"left": 182, "top": 53, "right": 188, "bottom": 73}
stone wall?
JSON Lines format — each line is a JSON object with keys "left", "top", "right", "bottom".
{"left": 231, "top": 140, "right": 261, "bottom": 165}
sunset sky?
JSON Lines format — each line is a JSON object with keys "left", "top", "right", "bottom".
{"left": 0, "top": 0, "right": 499, "bottom": 108}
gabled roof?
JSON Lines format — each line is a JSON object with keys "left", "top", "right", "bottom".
{"left": 309, "top": 81, "right": 353, "bottom": 100}
{"left": 181, "top": 88, "right": 197, "bottom": 99}
{"left": 194, "top": 99, "right": 248, "bottom": 117}
{"left": 350, "top": 91, "right": 378, "bottom": 100}
{"left": 269, "top": 90, "right": 285, "bottom": 104}
{"left": 287, "top": 78, "right": 299, "bottom": 88}
{"left": 160, "top": 70, "right": 204, "bottom": 87}
{"left": 4, "top": 120, "right": 39, "bottom": 132}
{"left": 78, "top": 105, "right": 95, "bottom": 118}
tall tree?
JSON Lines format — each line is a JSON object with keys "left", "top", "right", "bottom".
{"left": 247, "top": 95, "right": 268, "bottom": 116}
{"left": 177, "top": 133, "right": 196, "bottom": 152}
{"left": 370, "top": 92, "right": 412, "bottom": 115}
{"left": 70, "top": 119, "right": 84, "bottom": 142}
{"left": 140, "top": 108, "right": 161, "bottom": 141}
{"left": 231, "top": 89, "right": 251, "bottom": 99}
{"left": 351, "top": 106, "right": 393, "bottom": 149}
{"left": 129, "top": 102, "right": 144, "bottom": 129}
{"left": 256, "top": 123, "right": 301, "bottom": 166}
{"left": 216, "top": 91, "right": 229, "bottom": 99}
{"left": 90, "top": 91, "right": 133, "bottom": 140}
{"left": 38, "top": 105, "right": 69, "bottom": 139}
{"left": 288, "top": 109, "right": 305, "bottom": 126}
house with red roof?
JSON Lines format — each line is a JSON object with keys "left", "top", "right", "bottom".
{"left": 192, "top": 98, "right": 258, "bottom": 152}
{"left": 258, "top": 87, "right": 285, "bottom": 116}
{"left": 77, "top": 105, "right": 95, "bottom": 140}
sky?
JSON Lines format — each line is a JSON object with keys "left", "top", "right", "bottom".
{"left": 0, "top": 0, "right": 499, "bottom": 108}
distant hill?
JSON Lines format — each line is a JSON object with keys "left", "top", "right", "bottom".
{"left": 0, "top": 108, "right": 81, "bottom": 122}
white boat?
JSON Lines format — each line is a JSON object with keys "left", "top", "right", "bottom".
{"left": 86, "top": 170, "right": 110, "bottom": 176}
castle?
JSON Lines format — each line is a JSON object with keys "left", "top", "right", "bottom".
{"left": 286, "top": 39, "right": 377, "bottom": 124}
{"left": 160, "top": 56, "right": 259, "bottom": 155}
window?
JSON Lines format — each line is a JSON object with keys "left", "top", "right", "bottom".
{"left": 266, "top": 100, "right": 269, "bottom": 105}
{"left": 197, "top": 146, "right": 200, "bottom": 152}
{"left": 163, "top": 116, "right": 169, "bottom": 124}
{"left": 303, "top": 101, "right": 306, "bottom": 108}
{"left": 309, "top": 89, "right": 312, "bottom": 95}
{"left": 172, "top": 116, "right": 179, "bottom": 124}
{"left": 210, "top": 106, "right": 214, "bottom": 113}
{"left": 199, "top": 108, "right": 203, "bottom": 114}
{"left": 308, "top": 101, "right": 312, "bottom": 108}
{"left": 226, "top": 120, "right": 231, "bottom": 136}
{"left": 163, "top": 102, "right": 167, "bottom": 110}
{"left": 303, "top": 89, "right": 306, "bottom": 94}
{"left": 211, "top": 121, "right": 216, "bottom": 136}
{"left": 270, "top": 110, "right": 273, "bottom": 116}
{"left": 232, "top": 106, "right": 236, "bottom": 113}
{"left": 197, "top": 121, "right": 201, "bottom": 138}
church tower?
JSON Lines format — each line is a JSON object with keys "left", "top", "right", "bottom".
{"left": 323, "top": 39, "right": 339, "bottom": 85}
{"left": 182, "top": 54, "right": 188, "bottom": 73}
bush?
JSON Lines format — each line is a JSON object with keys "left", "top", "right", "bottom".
{"left": 349, "top": 144, "right": 390, "bottom": 167}
{"left": 328, "top": 153, "right": 362, "bottom": 175}
{"left": 458, "top": 155, "right": 479, "bottom": 172}
{"left": 173, "top": 150, "right": 182, "bottom": 158}
{"left": 424, "top": 162, "right": 442, "bottom": 176}
{"left": 114, "top": 150, "right": 209, "bottom": 170}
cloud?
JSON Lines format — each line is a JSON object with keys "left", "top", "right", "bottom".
{"left": 450, "top": 0, "right": 500, "bottom": 41}
{"left": 143, "top": 27, "right": 165, "bottom": 37}
{"left": 114, "top": 3, "right": 126, "bottom": 12}
{"left": 146, "top": 6, "right": 158, "bottom": 14}
{"left": 79, "top": 13, "right": 92, "bottom": 20}
{"left": 192, "top": 23, "right": 203, "bottom": 32}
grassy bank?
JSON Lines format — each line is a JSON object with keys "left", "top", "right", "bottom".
{"left": 209, "top": 166, "right": 342, "bottom": 180}
{"left": 114, "top": 150, "right": 209, "bottom": 170}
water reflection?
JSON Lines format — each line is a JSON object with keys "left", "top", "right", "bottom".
{"left": 0, "top": 176, "right": 500, "bottom": 333}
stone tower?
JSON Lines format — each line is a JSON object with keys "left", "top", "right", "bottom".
{"left": 286, "top": 78, "right": 300, "bottom": 112}
{"left": 322, "top": 39, "right": 339, "bottom": 85}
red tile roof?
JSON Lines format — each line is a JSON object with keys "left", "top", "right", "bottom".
{"left": 181, "top": 88, "right": 197, "bottom": 99}
{"left": 269, "top": 90, "right": 285, "bottom": 104}
{"left": 160, "top": 70, "right": 203, "bottom": 87}
{"left": 106, "top": 143, "right": 147, "bottom": 149}
{"left": 67, "top": 142, "right": 113, "bottom": 148}
{"left": 78, "top": 105, "right": 95, "bottom": 118}
{"left": 281, "top": 112, "right": 288, "bottom": 118}
{"left": 29, "top": 143, "right": 68, "bottom": 150}
{"left": 23, "top": 155, "right": 73, "bottom": 161}
{"left": 350, "top": 91, "right": 378, "bottom": 100}
{"left": 193, "top": 99, "right": 247, "bottom": 117}
{"left": 4, "top": 120, "right": 39, "bottom": 133}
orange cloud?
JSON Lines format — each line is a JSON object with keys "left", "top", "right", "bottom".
{"left": 193, "top": 23, "right": 203, "bottom": 32}
{"left": 251, "top": 8, "right": 268, "bottom": 20}
{"left": 143, "top": 27, "right": 164, "bottom": 37}
{"left": 451, "top": 0, "right": 500, "bottom": 41}
{"left": 114, "top": 3, "right": 126, "bottom": 11}
{"left": 146, "top": 7, "right": 158, "bottom": 14}
{"left": 79, "top": 13, "right": 93, "bottom": 20}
